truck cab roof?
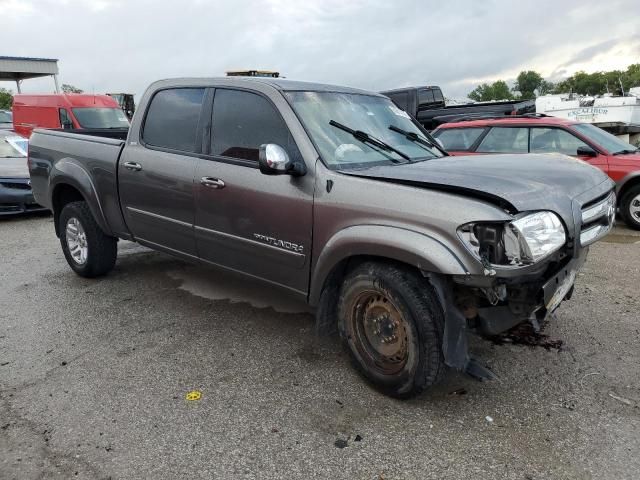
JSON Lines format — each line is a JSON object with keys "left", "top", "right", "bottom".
{"left": 147, "top": 77, "right": 382, "bottom": 97}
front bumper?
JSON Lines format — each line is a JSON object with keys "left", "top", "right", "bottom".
{"left": 457, "top": 248, "right": 589, "bottom": 336}
{"left": 0, "top": 179, "right": 48, "bottom": 216}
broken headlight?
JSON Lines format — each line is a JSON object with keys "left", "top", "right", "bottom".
{"left": 458, "top": 211, "right": 566, "bottom": 267}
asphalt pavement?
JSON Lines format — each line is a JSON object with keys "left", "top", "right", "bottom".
{"left": 1, "top": 214, "right": 639, "bottom": 479}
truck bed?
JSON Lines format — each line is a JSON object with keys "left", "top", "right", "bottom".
{"left": 418, "top": 99, "right": 535, "bottom": 128}
{"left": 28, "top": 128, "right": 129, "bottom": 237}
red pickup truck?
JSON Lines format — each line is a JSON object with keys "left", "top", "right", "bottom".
{"left": 432, "top": 115, "right": 640, "bottom": 229}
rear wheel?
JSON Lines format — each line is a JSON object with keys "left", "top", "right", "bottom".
{"left": 621, "top": 185, "right": 640, "bottom": 230}
{"left": 59, "top": 201, "right": 117, "bottom": 277}
{"left": 337, "top": 262, "right": 445, "bottom": 398}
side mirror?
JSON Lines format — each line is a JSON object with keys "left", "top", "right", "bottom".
{"left": 258, "top": 144, "right": 306, "bottom": 177}
{"left": 62, "top": 121, "right": 74, "bottom": 130}
{"left": 577, "top": 145, "right": 597, "bottom": 157}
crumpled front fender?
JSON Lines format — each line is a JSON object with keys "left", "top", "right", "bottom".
{"left": 309, "top": 224, "right": 471, "bottom": 306}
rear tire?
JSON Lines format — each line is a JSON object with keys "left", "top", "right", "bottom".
{"left": 59, "top": 201, "right": 117, "bottom": 277}
{"left": 337, "top": 261, "right": 445, "bottom": 398}
{"left": 621, "top": 185, "right": 640, "bottom": 230}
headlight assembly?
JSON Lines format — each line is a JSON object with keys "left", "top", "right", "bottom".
{"left": 458, "top": 211, "right": 566, "bottom": 267}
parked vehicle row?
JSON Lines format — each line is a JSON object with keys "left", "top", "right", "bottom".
{"left": 432, "top": 115, "right": 640, "bottom": 229}
{"left": 28, "top": 77, "right": 614, "bottom": 398}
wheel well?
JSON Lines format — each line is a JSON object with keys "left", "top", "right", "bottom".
{"left": 618, "top": 178, "right": 640, "bottom": 205}
{"left": 313, "top": 254, "right": 424, "bottom": 336}
{"left": 52, "top": 184, "right": 85, "bottom": 236}
{"left": 317, "top": 255, "right": 425, "bottom": 300}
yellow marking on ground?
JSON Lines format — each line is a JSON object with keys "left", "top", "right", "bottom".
{"left": 185, "top": 390, "right": 202, "bottom": 401}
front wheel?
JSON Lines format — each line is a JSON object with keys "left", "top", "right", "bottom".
{"left": 59, "top": 201, "right": 117, "bottom": 277}
{"left": 337, "top": 262, "right": 445, "bottom": 398}
{"left": 621, "top": 185, "right": 640, "bottom": 230}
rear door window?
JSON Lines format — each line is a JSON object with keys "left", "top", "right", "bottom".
{"left": 210, "top": 89, "right": 298, "bottom": 162}
{"left": 418, "top": 89, "right": 435, "bottom": 106}
{"left": 434, "top": 128, "right": 485, "bottom": 151}
{"left": 477, "top": 127, "right": 528, "bottom": 153}
{"left": 530, "top": 127, "right": 589, "bottom": 155}
{"left": 142, "top": 88, "right": 206, "bottom": 152}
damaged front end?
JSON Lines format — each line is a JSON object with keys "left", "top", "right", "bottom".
{"left": 454, "top": 210, "right": 585, "bottom": 336}
{"left": 429, "top": 196, "right": 614, "bottom": 380}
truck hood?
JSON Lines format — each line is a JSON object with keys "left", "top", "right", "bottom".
{"left": 0, "top": 157, "right": 29, "bottom": 178}
{"left": 341, "top": 153, "right": 613, "bottom": 230}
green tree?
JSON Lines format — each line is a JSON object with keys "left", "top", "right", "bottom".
{"left": 0, "top": 88, "right": 13, "bottom": 110}
{"left": 513, "top": 70, "right": 546, "bottom": 98}
{"left": 468, "top": 80, "right": 514, "bottom": 101}
{"left": 62, "top": 83, "right": 83, "bottom": 94}
{"left": 552, "top": 65, "right": 640, "bottom": 96}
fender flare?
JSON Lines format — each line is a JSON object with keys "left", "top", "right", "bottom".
{"left": 308, "top": 225, "right": 470, "bottom": 306}
{"left": 50, "top": 159, "right": 112, "bottom": 236}
{"left": 616, "top": 171, "right": 640, "bottom": 199}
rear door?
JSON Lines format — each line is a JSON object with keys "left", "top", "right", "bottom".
{"left": 433, "top": 127, "right": 486, "bottom": 155}
{"left": 118, "top": 87, "right": 207, "bottom": 257}
{"left": 193, "top": 88, "right": 314, "bottom": 294}
{"left": 475, "top": 126, "right": 529, "bottom": 153}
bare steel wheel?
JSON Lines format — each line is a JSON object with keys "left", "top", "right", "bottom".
{"left": 350, "top": 292, "right": 412, "bottom": 376}
{"left": 59, "top": 201, "right": 117, "bottom": 277}
{"left": 338, "top": 261, "right": 445, "bottom": 398}
{"left": 65, "top": 217, "right": 89, "bottom": 265}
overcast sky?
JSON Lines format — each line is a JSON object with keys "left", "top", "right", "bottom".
{"left": 2, "top": 0, "right": 639, "bottom": 100}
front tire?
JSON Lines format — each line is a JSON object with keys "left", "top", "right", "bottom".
{"left": 337, "top": 262, "right": 445, "bottom": 398}
{"left": 621, "top": 185, "right": 640, "bottom": 230}
{"left": 59, "top": 201, "right": 117, "bottom": 277}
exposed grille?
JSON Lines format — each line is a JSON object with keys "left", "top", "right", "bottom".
{"left": 580, "top": 191, "right": 615, "bottom": 246}
{"left": 0, "top": 181, "right": 31, "bottom": 190}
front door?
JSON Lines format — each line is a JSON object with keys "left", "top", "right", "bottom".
{"left": 529, "top": 126, "right": 609, "bottom": 172}
{"left": 119, "top": 87, "right": 207, "bottom": 257}
{"left": 193, "top": 88, "right": 314, "bottom": 294}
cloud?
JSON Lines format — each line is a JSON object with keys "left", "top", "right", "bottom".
{"left": 1, "top": 0, "right": 638, "bottom": 100}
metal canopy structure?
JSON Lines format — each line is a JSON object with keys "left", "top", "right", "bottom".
{"left": 0, "top": 56, "right": 60, "bottom": 93}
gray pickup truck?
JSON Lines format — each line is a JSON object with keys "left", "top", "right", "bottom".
{"left": 29, "top": 77, "right": 615, "bottom": 398}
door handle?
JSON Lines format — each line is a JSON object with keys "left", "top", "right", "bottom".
{"left": 200, "top": 177, "right": 225, "bottom": 189}
{"left": 123, "top": 161, "right": 142, "bottom": 171}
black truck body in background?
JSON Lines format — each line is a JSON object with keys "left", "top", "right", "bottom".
{"left": 381, "top": 86, "right": 535, "bottom": 130}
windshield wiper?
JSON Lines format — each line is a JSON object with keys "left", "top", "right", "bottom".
{"left": 613, "top": 148, "right": 639, "bottom": 155}
{"left": 329, "top": 120, "right": 409, "bottom": 161}
{"left": 388, "top": 125, "right": 437, "bottom": 151}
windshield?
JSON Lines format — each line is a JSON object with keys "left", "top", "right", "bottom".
{"left": 573, "top": 123, "right": 638, "bottom": 154}
{"left": 71, "top": 108, "right": 130, "bottom": 129}
{"left": 1, "top": 136, "right": 26, "bottom": 158}
{"left": 0, "top": 111, "right": 12, "bottom": 123}
{"left": 285, "top": 91, "right": 443, "bottom": 168}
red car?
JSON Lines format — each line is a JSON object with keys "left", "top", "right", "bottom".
{"left": 432, "top": 115, "right": 640, "bottom": 229}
